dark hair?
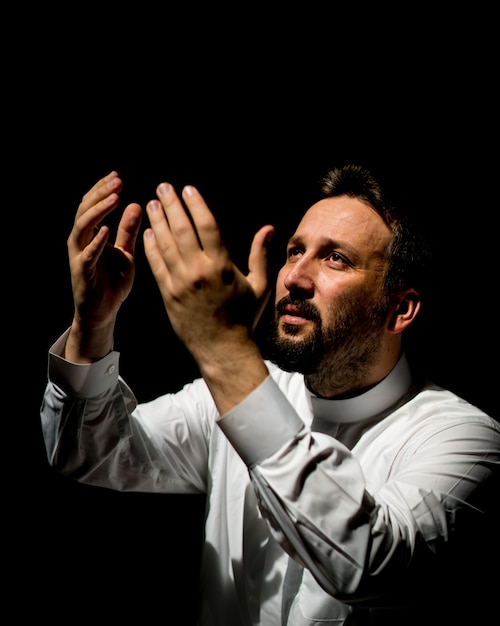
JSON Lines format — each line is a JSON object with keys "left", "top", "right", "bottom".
{"left": 320, "top": 164, "right": 433, "bottom": 302}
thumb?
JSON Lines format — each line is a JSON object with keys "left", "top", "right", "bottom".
{"left": 247, "top": 225, "right": 274, "bottom": 297}
{"left": 247, "top": 225, "right": 274, "bottom": 329}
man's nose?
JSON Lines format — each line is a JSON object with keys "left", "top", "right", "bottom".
{"left": 283, "top": 258, "right": 315, "bottom": 295}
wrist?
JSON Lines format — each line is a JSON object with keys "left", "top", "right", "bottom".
{"left": 64, "top": 318, "right": 115, "bottom": 364}
{"left": 197, "top": 337, "right": 269, "bottom": 415}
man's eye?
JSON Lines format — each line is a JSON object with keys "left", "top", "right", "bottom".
{"left": 288, "top": 247, "right": 303, "bottom": 258}
{"left": 327, "top": 251, "right": 350, "bottom": 267}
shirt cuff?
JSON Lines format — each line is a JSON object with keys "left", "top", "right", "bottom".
{"left": 217, "top": 375, "right": 304, "bottom": 467}
{"left": 48, "top": 328, "right": 120, "bottom": 398}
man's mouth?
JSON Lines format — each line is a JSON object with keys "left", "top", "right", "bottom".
{"left": 280, "top": 304, "right": 311, "bottom": 326}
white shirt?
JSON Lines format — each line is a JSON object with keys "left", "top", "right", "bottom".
{"left": 41, "top": 330, "right": 500, "bottom": 625}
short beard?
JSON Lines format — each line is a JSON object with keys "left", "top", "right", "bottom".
{"left": 264, "top": 290, "right": 390, "bottom": 396}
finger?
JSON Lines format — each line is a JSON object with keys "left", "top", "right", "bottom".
{"left": 73, "top": 172, "right": 123, "bottom": 248}
{"left": 145, "top": 191, "right": 179, "bottom": 265}
{"left": 115, "top": 203, "right": 143, "bottom": 256}
{"left": 247, "top": 225, "right": 275, "bottom": 299}
{"left": 144, "top": 196, "right": 181, "bottom": 296}
{"left": 72, "top": 192, "right": 120, "bottom": 251}
{"left": 156, "top": 183, "right": 204, "bottom": 254}
{"left": 74, "top": 225, "right": 111, "bottom": 272}
{"left": 143, "top": 222, "right": 173, "bottom": 300}
{"left": 180, "top": 185, "right": 225, "bottom": 253}
{"left": 76, "top": 172, "right": 122, "bottom": 221}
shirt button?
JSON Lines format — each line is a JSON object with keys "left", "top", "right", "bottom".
{"left": 106, "top": 364, "right": 115, "bottom": 375}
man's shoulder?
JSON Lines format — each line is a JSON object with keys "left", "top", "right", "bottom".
{"left": 412, "top": 379, "right": 500, "bottom": 431}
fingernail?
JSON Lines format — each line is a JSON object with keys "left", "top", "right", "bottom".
{"left": 147, "top": 200, "right": 160, "bottom": 212}
{"left": 158, "top": 183, "right": 171, "bottom": 196}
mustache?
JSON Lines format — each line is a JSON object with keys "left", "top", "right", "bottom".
{"left": 276, "top": 295, "right": 322, "bottom": 324}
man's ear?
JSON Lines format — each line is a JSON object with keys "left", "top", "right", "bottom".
{"left": 387, "top": 290, "right": 421, "bottom": 334}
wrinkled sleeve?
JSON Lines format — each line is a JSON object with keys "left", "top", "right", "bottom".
{"left": 218, "top": 375, "right": 500, "bottom": 602}
{"left": 40, "top": 330, "right": 215, "bottom": 494}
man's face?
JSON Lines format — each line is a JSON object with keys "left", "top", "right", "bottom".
{"left": 267, "top": 195, "right": 393, "bottom": 381}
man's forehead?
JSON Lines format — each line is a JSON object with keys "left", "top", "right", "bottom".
{"left": 296, "top": 196, "right": 390, "bottom": 240}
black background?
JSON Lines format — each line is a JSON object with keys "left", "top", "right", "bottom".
{"left": 9, "top": 5, "right": 498, "bottom": 623}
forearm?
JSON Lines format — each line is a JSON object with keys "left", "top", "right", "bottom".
{"left": 250, "top": 437, "right": 382, "bottom": 599}
{"left": 41, "top": 331, "right": 133, "bottom": 483}
{"left": 41, "top": 330, "right": 212, "bottom": 493}
{"left": 197, "top": 334, "right": 270, "bottom": 417}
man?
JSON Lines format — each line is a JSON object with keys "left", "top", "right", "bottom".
{"left": 41, "top": 164, "right": 500, "bottom": 625}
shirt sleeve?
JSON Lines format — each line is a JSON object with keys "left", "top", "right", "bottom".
{"left": 41, "top": 330, "right": 214, "bottom": 494}
{"left": 218, "top": 374, "right": 500, "bottom": 603}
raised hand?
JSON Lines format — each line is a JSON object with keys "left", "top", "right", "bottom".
{"left": 144, "top": 182, "right": 273, "bottom": 413}
{"left": 65, "top": 172, "right": 143, "bottom": 363}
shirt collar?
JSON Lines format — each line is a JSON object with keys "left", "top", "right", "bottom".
{"left": 309, "top": 354, "right": 413, "bottom": 424}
